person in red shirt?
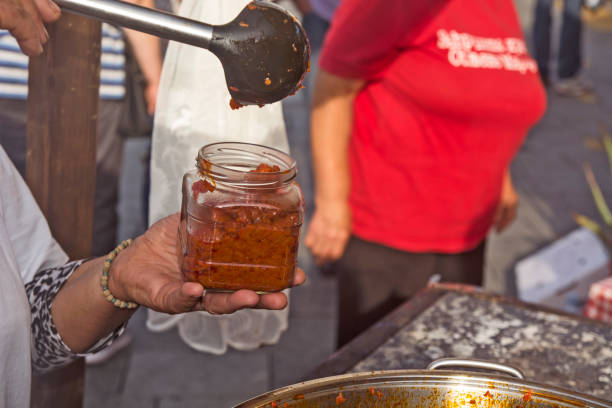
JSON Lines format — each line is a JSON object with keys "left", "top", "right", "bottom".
{"left": 305, "top": 0, "right": 547, "bottom": 347}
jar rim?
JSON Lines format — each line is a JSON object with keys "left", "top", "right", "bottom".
{"left": 197, "top": 142, "right": 297, "bottom": 189}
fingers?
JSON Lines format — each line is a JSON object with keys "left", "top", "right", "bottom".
{"left": 291, "top": 267, "right": 306, "bottom": 287}
{"left": 495, "top": 170, "right": 518, "bottom": 233}
{"left": 16, "top": 35, "right": 45, "bottom": 56}
{"left": 304, "top": 230, "right": 316, "bottom": 254}
{"left": 494, "top": 202, "right": 518, "bottom": 233}
{"left": 159, "top": 277, "right": 298, "bottom": 314}
{"left": 256, "top": 292, "right": 288, "bottom": 310}
{"left": 306, "top": 224, "right": 349, "bottom": 264}
{"left": 500, "top": 205, "right": 517, "bottom": 232}
{"left": 179, "top": 268, "right": 302, "bottom": 313}
{"left": 204, "top": 290, "right": 260, "bottom": 314}
{"left": 305, "top": 213, "right": 350, "bottom": 265}
{"left": 1, "top": 0, "right": 59, "bottom": 56}
{"left": 492, "top": 203, "right": 504, "bottom": 231}
{"left": 34, "top": 0, "right": 61, "bottom": 23}
{"left": 327, "top": 230, "right": 349, "bottom": 261}
{"left": 202, "top": 288, "right": 292, "bottom": 314}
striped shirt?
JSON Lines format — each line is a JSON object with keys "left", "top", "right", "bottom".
{"left": 0, "top": 23, "right": 126, "bottom": 100}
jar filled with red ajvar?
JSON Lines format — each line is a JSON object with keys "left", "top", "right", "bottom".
{"left": 179, "top": 142, "right": 304, "bottom": 293}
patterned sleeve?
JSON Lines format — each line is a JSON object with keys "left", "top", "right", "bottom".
{"left": 24, "top": 260, "right": 127, "bottom": 373}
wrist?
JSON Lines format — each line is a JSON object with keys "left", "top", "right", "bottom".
{"left": 314, "top": 195, "right": 349, "bottom": 208}
{"left": 104, "top": 241, "right": 138, "bottom": 309}
{"left": 107, "top": 252, "right": 128, "bottom": 301}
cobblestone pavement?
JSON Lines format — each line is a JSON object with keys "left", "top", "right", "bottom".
{"left": 84, "top": 7, "right": 612, "bottom": 407}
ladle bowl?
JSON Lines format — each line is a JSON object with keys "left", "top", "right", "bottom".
{"left": 211, "top": 1, "right": 310, "bottom": 106}
{"left": 54, "top": 0, "right": 310, "bottom": 106}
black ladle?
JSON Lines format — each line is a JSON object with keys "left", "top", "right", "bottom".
{"left": 54, "top": 0, "right": 310, "bottom": 106}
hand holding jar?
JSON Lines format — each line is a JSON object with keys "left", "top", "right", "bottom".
{"left": 179, "top": 142, "right": 305, "bottom": 293}
{"left": 107, "top": 213, "right": 306, "bottom": 314}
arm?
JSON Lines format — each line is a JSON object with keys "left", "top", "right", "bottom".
{"left": 122, "top": 0, "right": 163, "bottom": 114}
{"left": 0, "top": 0, "right": 61, "bottom": 55}
{"left": 304, "top": 70, "right": 364, "bottom": 264}
{"left": 49, "top": 214, "right": 305, "bottom": 354}
{"left": 1, "top": 144, "right": 302, "bottom": 367}
{"left": 304, "top": 0, "right": 449, "bottom": 264}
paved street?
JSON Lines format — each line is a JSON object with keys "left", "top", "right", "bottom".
{"left": 486, "top": 10, "right": 612, "bottom": 295}
{"left": 84, "top": 6, "right": 612, "bottom": 407}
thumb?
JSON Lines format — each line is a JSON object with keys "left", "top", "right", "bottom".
{"left": 164, "top": 282, "right": 204, "bottom": 313}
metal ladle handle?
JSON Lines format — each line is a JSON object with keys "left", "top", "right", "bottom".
{"left": 427, "top": 358, "right": 525, "bottom": 379}
{"left": 54, "top": 0, "right": 213, "bottom": 49}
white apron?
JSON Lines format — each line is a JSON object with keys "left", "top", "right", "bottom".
{"left": 147, "top": 0, "right": 290, "bottom": 354}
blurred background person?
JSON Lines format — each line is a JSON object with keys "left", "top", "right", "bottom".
{"left": 0, "top": 0, "right": 162, "bottom": 257}
{"left": 291, "top": 0, "right": 338, "bottom": 99}
{"left": 533, "top": 0, "right": 594, "bottom": 97}
{"left": 146, "top": 0, "right": 292, "bottom": 355}
{"left": 305, "top": 0, "right": 547, "bottom": 347}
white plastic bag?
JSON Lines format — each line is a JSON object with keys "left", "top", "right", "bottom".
{"left": 147, "top": 0, "right": 290, "bottom": 354}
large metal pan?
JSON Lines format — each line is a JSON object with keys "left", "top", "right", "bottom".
{"left": 234, "top": 358, "right": 612, "bottom": 408}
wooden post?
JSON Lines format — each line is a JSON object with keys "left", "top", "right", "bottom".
{"left": 26, "top": 11, "right": 101, "bottom": 408}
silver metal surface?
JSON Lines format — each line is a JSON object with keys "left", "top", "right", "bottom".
{"left": 426, "top": 357, "right": 525, "bottom": 379}
{"left": 234, "top": 370, "right": 612, "bottom": 408}
{"left": 234, "top": 368, "right": 612, "bottom": 407}
{"left": 55, "top": 0, "right": 212, "bottom": 48}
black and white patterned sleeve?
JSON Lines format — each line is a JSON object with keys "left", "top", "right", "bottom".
{"left": 24, "top": 260, "right": 126, "bottom": 373}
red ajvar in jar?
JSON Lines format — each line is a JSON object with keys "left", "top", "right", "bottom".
{"left": 179, "top": 142, "right": 304, "bottom": 292}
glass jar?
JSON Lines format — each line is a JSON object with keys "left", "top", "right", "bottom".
{"left": 179, "top": 142, "right": 304, "bottom": 292}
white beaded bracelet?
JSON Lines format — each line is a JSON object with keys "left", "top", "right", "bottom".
{"left": 100, "top": 239, "right": 138, "bottom": 309}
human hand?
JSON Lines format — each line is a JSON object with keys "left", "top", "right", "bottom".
{"left": 292, "top": 0, "right": 312, "bottom": 15}
{"left": 0, "top": 0, "right": 61, "bottom": 56}
{"left": 305, "top": 199, "right": 351, "bottom": 265}
{"left": 493, "top": 171, "right": 518, "bottom": 233}
{"left": 108, "top": 213, "right": 306, "bottom": 314}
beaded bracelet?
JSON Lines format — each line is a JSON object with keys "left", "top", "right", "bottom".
{"left": 100, "top": 239, "right": 138, "bottom": 309}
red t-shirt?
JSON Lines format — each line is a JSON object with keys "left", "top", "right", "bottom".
{"left": 319, "top": 0, "right": 547, "bottom": 253}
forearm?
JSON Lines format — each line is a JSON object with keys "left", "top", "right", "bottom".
{"left": 124, "top": 30, "right": 162, "bottom": 86}
{"left": 311, "top": 70, "right": 363, "bottom": 205}
{"left": 51, "top": 254, "right": 135, "bottom": 353}
{"left": 123, "top": 0, "right": 163, "bottom": 87}
{"left": 33, "top": 213, "right": 305, "bottom": 365}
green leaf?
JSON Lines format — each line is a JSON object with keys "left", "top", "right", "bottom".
{"left": 584, "top": 136, "right": 603, "bottom": 151}
{"left": 572, "top": 212, "right": 609, "bottom": 244}
{"left": 600, "top": 122, "right": 612, "bottom": 178}
{"left": 583, "top": 162, "right": 612, "bottom": 226}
